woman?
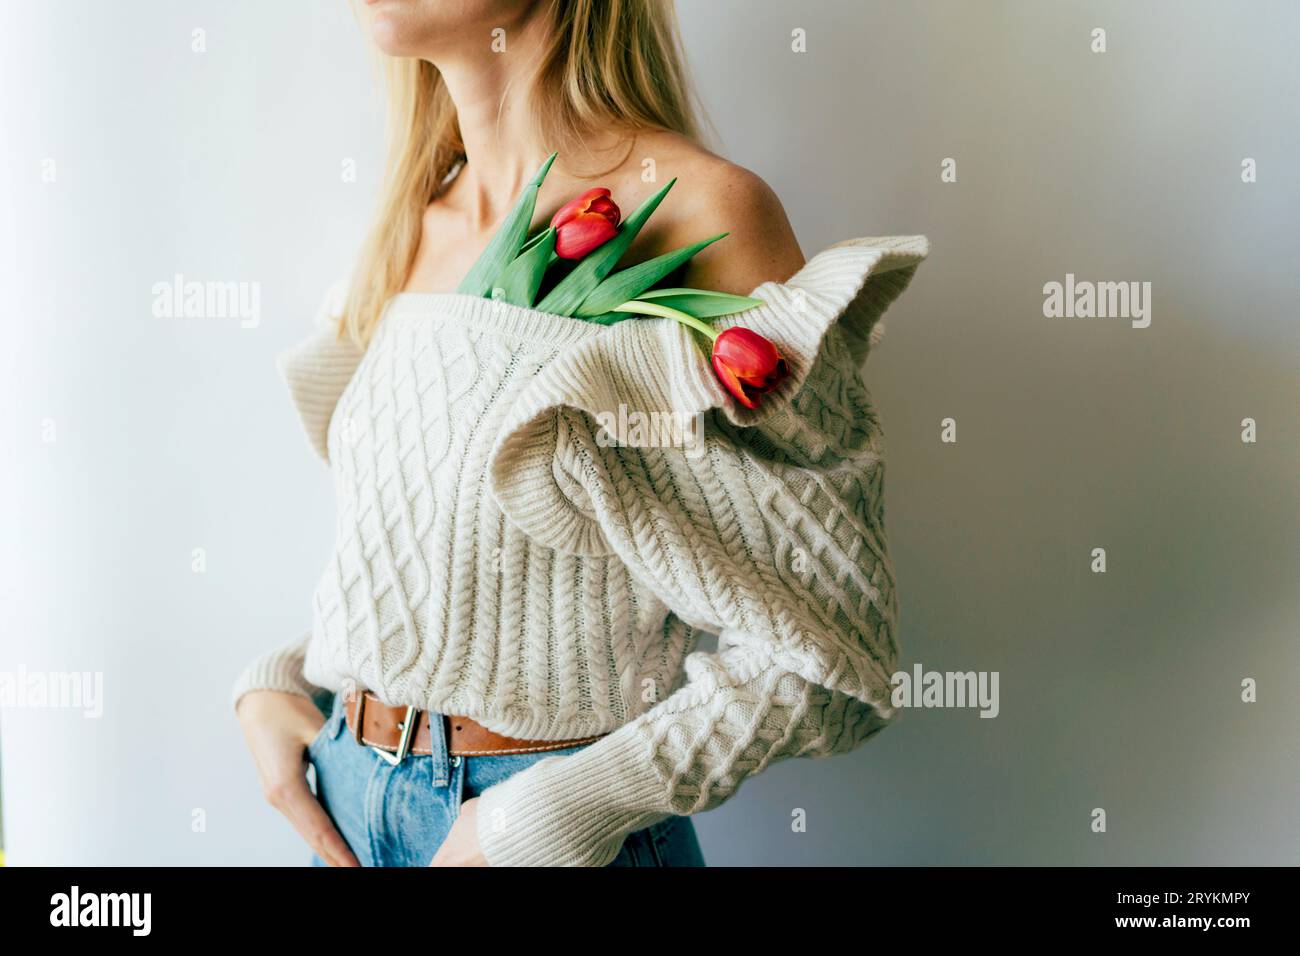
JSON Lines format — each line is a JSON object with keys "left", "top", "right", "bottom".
{"left": 235, "top": 0, "right": 926, "bottom": 867}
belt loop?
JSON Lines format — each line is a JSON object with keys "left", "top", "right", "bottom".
{"left": 429, "top": 710, "right": 451, "bottom": 787}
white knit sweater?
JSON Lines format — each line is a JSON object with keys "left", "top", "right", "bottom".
{"left": 233, "top": 235, "right": 928, "bottom": 866}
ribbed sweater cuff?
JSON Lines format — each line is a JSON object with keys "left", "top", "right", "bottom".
{"left": 230, "top": 641, "right": 317, "bottom": 712}
{"left": 475, "top": 720, "right": 669, "bottom": 867}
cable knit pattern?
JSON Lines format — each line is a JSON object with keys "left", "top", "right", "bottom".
{"left": 232, "top": 235, "right": 928, "bottom": 866}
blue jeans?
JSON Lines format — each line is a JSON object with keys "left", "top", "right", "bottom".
{"left": 306, "top": 693, "right": 705, "bottom": 867}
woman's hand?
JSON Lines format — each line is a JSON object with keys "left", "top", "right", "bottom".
{"left": 429, "top": 797, "right": 488, "bottom": 866}
{"left": 237, "top": 689, "right": 360, "bottom": 867}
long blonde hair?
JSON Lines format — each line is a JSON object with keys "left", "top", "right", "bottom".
{"left": 343, "top": 0, "right": 704, "bottom": 347}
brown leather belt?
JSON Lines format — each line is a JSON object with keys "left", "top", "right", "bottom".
{"left": 343, "top": 690, "right": 605, "bottom": 764}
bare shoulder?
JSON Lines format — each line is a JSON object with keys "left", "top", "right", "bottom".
{"left": 621, "top": 130, "right": 806, "bottom": 295}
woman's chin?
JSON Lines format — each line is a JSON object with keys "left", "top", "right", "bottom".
{"left": 364, "top": 8, "right": 442, "bottom": 58}
{"left": 368, "top": 19, "right": 407, "bottom": 55}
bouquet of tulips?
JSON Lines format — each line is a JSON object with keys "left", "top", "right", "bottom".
{"left": 457, "top": 152, "right": 788, "bottom": 409}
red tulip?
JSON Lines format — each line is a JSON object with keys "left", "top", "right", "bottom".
{"left": 711, "top": 327, "right": 789, "bottom": 409}
{"left": 550, "top": 187, "right": 620, "bottom": 259}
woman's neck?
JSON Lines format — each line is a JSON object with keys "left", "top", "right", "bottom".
{"left": 430, "top": 11, "right": 554, "bottom": 230}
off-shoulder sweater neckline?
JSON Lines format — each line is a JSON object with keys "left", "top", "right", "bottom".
{"left": 385, "top": 291, "right": 607, "bottom": 347}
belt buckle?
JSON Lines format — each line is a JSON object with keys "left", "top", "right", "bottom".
{"left": 371, "top": 705, "right": 419, "bottom": 766}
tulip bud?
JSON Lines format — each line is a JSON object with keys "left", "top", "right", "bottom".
{"left": 711, "top": 327, "right": 789, "bottom": 409}
{"left": 551, "top": 187, "right": 621, "bottom": 259}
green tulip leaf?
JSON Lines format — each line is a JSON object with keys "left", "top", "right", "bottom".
{"left": 457, "top": 152, "right": 557, "bottom": 297}
{"left": 604, "top": 287, "right": 762, "bottom": 319}
{"left": 489, "top": 227, "right": 556, "bottom": 307}
{"left": 573, "top": 235, "right": 728, "bottom": 317}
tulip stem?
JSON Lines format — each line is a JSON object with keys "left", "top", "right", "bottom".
{"left": 610, "top": 300, "right": 719, "bottom": 340}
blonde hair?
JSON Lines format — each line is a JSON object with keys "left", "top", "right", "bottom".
{"left": 343, "top": 0, "right": 704, "bottom": 347}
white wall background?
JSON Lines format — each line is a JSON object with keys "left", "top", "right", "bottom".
{"left": 2, "top": 0, "right": 1296, "bottom": 865}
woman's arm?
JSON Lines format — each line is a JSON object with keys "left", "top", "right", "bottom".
{"left": 234, "top": 635, "right": 358, "bottom": 866}
{"left": 231, "top": 633, "right": 320, "bottom": 709}
{"left": 236, "top": 689, "right": 360, "bottom": 867}
{"left": 230, "top": 270, "right": 358, "bottom": 709}
{"left": 474, "top": 645, "right": 890, "bottom": 865}
{"left": 472, "top": 324, "right": 899, "bottom": 866}
{"left": 232, "top": 275, "right": 364, "bottom": 866}
{"left": 455, "top": 230, "right": 928, "bottom": 865}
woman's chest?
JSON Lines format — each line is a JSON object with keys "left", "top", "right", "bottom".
{"left": 327, "top": 318, "right": 546, "bottom": 484}
{"left": 401, "top": 205, "right": 494, "bottom": 295}
{"left": 401, "top": 246, "right": 482, "bottom": 295}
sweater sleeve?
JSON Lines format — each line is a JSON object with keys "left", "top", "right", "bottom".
{"left": 230, "top": 276, "right": 361, "bottom": 711}
{"left": 476, "top": 235, "right": 928, "bottom": 866}
{"left": 276, "top": 275, "right": 364, "bottom": 464}
{"left": 230, "top": 633, "right": 321, "bottom": 711}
